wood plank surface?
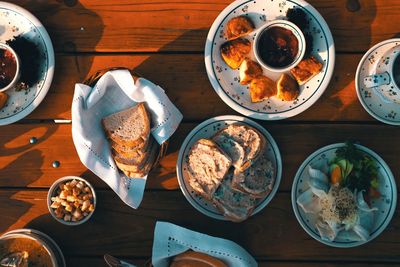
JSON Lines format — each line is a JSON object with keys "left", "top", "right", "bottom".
{"left": 27, "top": 54, "right": 371, "bottom": 121}
{"left": 1, "top": 190, "right": 399, "bottom": 262}
{"left": 1, "top": 123, "right": 399, "bottom": 190}
{"left": 67, "top": 257, "right": 397, "bottom": 267}
{"left": 9, "top": 0, "right": 400, "bottom": 53}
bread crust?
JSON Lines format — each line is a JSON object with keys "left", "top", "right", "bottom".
{"left": 170, "top": 251, "right": 227, "bottom": 267}
{"left": 112, "top": 137, "right": 154, "bottom": 166}
{"left": 110, "top": 136, "right": 148, "bottom": 155}
{"left": 102, "top": 103, "right": 151, "bottom": 147}
{"left": 117, "top": 141, "right": 159, "bottom": 178}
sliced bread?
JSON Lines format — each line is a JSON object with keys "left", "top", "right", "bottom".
{"left": 212, "top": 172, "right": 256, "bottom": 222}
{"left": 114, "top": 139, "right": 157, "bottom": 173}
{"left": 112, "top": 136, "right": 154, "bottom": 167}
{"left": 214, "top": 124, "right": 265, "bottom": 171}
{"left": 102, "top": 102, "right": 150, "bottom": 147}
{"left": 212, "top": 134, "right": 245, "bottom": 170}
{"left": 111, "top": 137, "right": 149, "bottom": 156}
{"left": 186, "top": 139, "right": 232, "bottom": 200}
{"left": 232, "top": 155, "right": 275, "bottom": 198}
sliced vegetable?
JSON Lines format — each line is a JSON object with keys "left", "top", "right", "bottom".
{"left": 332, "top": 142, "right": 379, "bottom": 193}
{"left": 371, "top": 178, "right": 379, "bottom": 189}
{"left": 369, "top": 187, "right": 381, "bottom": 199}
{"left": 330, "top": 165, "right": 342, "bottom": 184}
{"left": 336, "top": 159, "right": 346, "bottom": 177}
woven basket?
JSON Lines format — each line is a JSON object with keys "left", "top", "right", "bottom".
{"left": 83, "top": 67, "right": 169, "bottom": 175}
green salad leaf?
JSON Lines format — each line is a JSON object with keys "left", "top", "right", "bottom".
{"left": 331, "top": 142, "right": 378, "bottom": 193}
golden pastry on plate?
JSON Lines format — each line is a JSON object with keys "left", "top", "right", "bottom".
{"left": 239, "top": 58, "right": 263, "bottom": 85}
{"left": 290, "top": 56, "right": 323, "bottom": 85}
{"left": 226, "top": 16, "right": 255, "bottom": 40}
{"left": 276, "top": 73, "right": 299, "bottom": 101}
{"left": 249, "top": 76, "right": 276, "bottom": 102}
{"left": 220, "top": 38, "right": 251, "bottom": 69}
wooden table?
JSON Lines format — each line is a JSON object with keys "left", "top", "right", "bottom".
{"left": 1, "top": 0, "right": 399, "bottom": 266}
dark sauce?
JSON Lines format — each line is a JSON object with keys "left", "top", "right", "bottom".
{"left": 6, "top": 35, "right": 42, "bottom": 90}
{"left": 257, "top": 26, "right": 299, "bottom": 68}
{"left": 0, "top": 48, "right": 17, "bottom": 88}
{"left": 393, "top": 55, "right": 400, "bottom": 88}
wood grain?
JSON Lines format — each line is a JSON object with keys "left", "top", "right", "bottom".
{"left": 67, "top": 257, "right": 396, "bottom": 267}
{"left": 1, "top": 123, "right": 399, "bottom": 191}
{"left": 8, "top": 0, "right": 399, "bottom": 53}
{"left": 1, "top": 190, "right": 399, "bottom": 262}
{"left": 27, "top": 54, "right": 370, "bottom": 121}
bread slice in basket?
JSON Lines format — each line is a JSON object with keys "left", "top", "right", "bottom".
{"left": 102, "top": 102, "right": 157, "bottom": 178}
{"left": 102, "top": 102, "right": 150, "bottom": 147}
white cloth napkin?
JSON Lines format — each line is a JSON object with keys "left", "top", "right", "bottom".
{"left": 152, "top": 221, "right": 258, "bottom": 267}
{"left": 71, "top": 70, "right": 182, "bottom": 209}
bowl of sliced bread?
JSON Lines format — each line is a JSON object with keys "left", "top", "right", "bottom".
{"left": 83, "top": 68, "right": 168, "bottom": 178}
{"left": 176, "top": 115, "right": 282, "bottom": 222}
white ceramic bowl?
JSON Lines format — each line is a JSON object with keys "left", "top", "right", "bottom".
{"left": 47, "top": 176, "right": 96, "bottom": 226}
{"left": 253, "top": 19, "right": 306, "bottom": 73}
{"left": 0, "top": 43, "right": 20, "bottom": 92}
{"left": 291, "top": 143, "right": 397, "bottom": 247}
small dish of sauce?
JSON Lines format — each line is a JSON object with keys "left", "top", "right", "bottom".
{"left": 0, "top": 43, "right": 20, "bottom": 92}
{"left": 253, "top": 20, "right": 305, "bottom": 72}
{"left": 257, "top": 26, "right": 298, "bottom": 68}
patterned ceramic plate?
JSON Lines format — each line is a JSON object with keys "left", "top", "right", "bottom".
{"left": 204, "top": 0, "right": 335, "bottom": 120}
{"left": 355, "top": 38, "right": 400, "bottom": 125}
{"left": 0, "top": 2, "right": 54, "bottom": 125}
{"left": 291, "top": 143, "right": 397, "bottom": 247}
{"left": 176, "top": 115, "right": 282, "bottom": 220}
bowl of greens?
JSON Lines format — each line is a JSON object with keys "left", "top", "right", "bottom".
{"left": 292, "top": 142, "right": 396, "bottom": 247}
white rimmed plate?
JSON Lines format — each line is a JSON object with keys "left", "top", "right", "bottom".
{"left": 176, "top": 115, "right": 282, "bottom": 220}
{"left": 291, "top": 143, "right": 397, "bottom": 247}
{"left": 0, "top": 2, "right": 54, "bottom": 125}
{"left": 355, "top": 38, "right": 400, "bottom": 125}
{"left": 204, "top": 0, "right": 335, "bottom": 120}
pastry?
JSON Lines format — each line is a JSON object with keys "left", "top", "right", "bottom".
{"left": 276, "top": 73, "right": 299, "bottom": 101}
{"left": 220, "top": 38, "right": 251, "bottom": 69}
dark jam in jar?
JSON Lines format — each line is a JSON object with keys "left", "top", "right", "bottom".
{"left": 257, "top": 26, "right": 299, "bottom": 68}
{"left": 0, "top": 48, "right": 17, "bottom": 88}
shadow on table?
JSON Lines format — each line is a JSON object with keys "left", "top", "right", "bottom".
{"left": 320, "top": 0, "right": 377, "bottom": 119}
{"left": 0, "top": 1, "right": 104, "bottom": 232}
{"left": 0, "top": 150, "right": 44, "bottom": 233}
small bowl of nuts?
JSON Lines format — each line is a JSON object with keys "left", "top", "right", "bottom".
{"left": 47, "top": 176, "right": 96, "bottom": 226}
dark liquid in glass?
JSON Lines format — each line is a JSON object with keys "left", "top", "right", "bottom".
{"left": 257, "top": 26, "right": 299, "bottom": 68}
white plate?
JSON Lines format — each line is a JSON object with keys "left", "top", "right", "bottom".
{"left": 176, "top": 115, "right": 282, "bottom": 220}
{"left": 355, "top": 38, "right": 400, "bottom": 125}
{"left": 205, "top": 0, "right": 335, "bottom": 120}
{"left": 0, "top": 2, "right": 54, "bottom": 125}
{"left": 291, "top": 143, "right": 397, "bottom": 247}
